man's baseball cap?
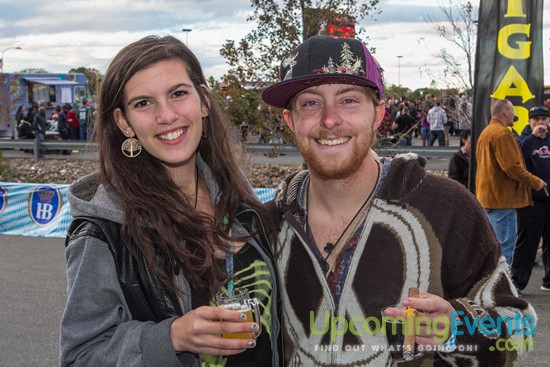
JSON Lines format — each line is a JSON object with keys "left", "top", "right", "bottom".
{"left": 262, "top": 35, "right": 384, "bottom": 108}
{"left": 528, "top": 106, "right": 549, "bottom": 119}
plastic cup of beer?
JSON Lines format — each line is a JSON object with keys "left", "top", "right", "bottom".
{"left": 215, "top": 288, "right": 261, "bottom": 339}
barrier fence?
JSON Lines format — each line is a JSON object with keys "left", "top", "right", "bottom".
{"left": 0, "top": 139, "right": 458, "bottom": 161}
{"left": 0, "top": 182, "right": 276, "bottom": 238}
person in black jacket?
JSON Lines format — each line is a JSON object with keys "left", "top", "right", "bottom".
{"left": 32, "top": 107, "right": 47, "bottom": 157}
{"left": 12, "top": 105, "right": 26, "bottom": 138}
{"left": 511, "top": 106, "right": 550, "bottom": 293}
{"left": 55, "top": 105, "right": 72, "bottom": 155}
{"left": 17, "top": 119, "right": 34, "bottom": 139}
{"left": 60, "top": 35, "right": 280, "bottom": 367}
{"left": 391, "top": 106, "right": 417, "bottom": 145}
{"left": 448, "top": 129, "right": 471, "bottom": 187}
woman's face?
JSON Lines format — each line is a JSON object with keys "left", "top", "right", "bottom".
{"left": 114, "top": 59, "right": 208, "bottom": 174}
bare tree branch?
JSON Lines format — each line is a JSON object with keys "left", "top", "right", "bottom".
{"left": 424, "top": 0, "right": 478, "bottom": 92}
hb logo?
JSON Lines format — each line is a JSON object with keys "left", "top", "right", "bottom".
{"left": 0, "top": 186, "right": 7, "bottom": 215}
{"left": 28, "top": 185, "right": 62, "bottom": 226}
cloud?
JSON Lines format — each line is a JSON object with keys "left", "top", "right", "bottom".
{"left": 0, "top": 0, "right": 548, "bottom": 91}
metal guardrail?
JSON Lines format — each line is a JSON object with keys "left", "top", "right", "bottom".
{"left": 0, "top": 139, "right": 98, "bottom": 161}
{"left": 375, "top": 146, "right": 457, "bottom": 157}
{"left": 247, "top": 143, "right": 457, "bottom": 159}
{"left": 0, "top": 139, "right": 457, "bottom": 161}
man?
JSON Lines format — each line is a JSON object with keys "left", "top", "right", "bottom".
{"left": 57, "top": 104, "right": 71, "bottom": 155}
{"left": 32, "top": 107, "right": 47, "bottom": 157}
{"left": 448, "top": 129, "right": 471, "bottom": 187}
{"left": 262, "top": 35, "right": 533, "bottom": 366}
{"left": 476, "top": 99, "right": 546, "bottom": 264}
{"left": 427, "top": 101, "right": 447, "bottom": 146}
{"left": 77, "top": 98, "right": 91, "bottom": 141}
{"left": 511, "top": 106, "right": 550, "bottom": 292}
{"left": 392, "top": 106, "right": 417, "bottom": 146}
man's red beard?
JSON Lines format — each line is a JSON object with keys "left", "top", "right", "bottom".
{"left": 296, "top": 129, "right": 375, "bottom": 180}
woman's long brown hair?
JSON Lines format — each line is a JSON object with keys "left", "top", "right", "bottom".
{"left": 96, "top": 35, "right": 271, "bottom": 294}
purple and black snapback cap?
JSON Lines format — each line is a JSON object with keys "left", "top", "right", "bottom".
{"left": 262, "top": 35, "right": 384, "bottom": 108}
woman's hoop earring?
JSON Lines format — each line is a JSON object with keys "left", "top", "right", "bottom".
{"left": 121, "top": 137, "right": 142, "bottom": 158}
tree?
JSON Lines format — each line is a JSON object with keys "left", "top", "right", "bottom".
{"left": 384, "top": 84, "right": 412, "bottom": 100}
{"left": 422, "top": 0, "right": 478, "bottom": 92}
{"left": 219, "top": 0, "right": 380, "bottom": 145}
{"left": 69, "top": 67, "right": 103, "bottom": 101}
{"left": 221, "top": 0, "right": 380, "bottom": 85}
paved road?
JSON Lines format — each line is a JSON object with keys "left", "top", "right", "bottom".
{"left": 0, "top": 234, "right": 548, "bottom": 367}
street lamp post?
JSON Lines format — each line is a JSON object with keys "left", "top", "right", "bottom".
{"left": 0, "top": 46, "right": 22, "bottom": 72}
{"left": 396, "top": 55, "right": 403, "bottom": 86}
{"left": 181, "top": 28, "right": 192, "bottom": 45}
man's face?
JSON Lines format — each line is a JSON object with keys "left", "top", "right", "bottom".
{"left": 529, "top": 115, "right": 549, "bottom": 138}
{"left": 503, "top": 102, "right": 516, "bottom": 126}
{"left": 463, "top": 135, "right": 472, "bottom": 154}
{"left": 283, "top": 84, "right": 384, "bottom": 180}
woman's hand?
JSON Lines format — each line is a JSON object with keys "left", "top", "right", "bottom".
{"left": 170, "top": 306, "right": 258, "bottom": 355}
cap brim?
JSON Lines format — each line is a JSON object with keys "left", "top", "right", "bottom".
{"left": 529, "top": 111, "right": 549, "bottom": 119}
{"left": 262, "top": 74, "right": 379, "bottom": 109}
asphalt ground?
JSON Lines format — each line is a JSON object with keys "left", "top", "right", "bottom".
{"left": 0, "top": 234, "right": 548, "bottom": 367}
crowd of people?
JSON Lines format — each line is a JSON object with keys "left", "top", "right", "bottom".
{"left": 379, "top": 92, "right": 473, "bottom": 148}
{"left": 13, "top": 99, "right": 94, "bottom": 143}
{"left": 54, "top": 33, "right": 547, "bottom": 367}
{"left": 12, "top": 99, "right": 95, "bottom": 156}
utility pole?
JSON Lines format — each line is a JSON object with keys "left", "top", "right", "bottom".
{"left": 397, "top": 55, "right": 403, "bottom": 86}
{"left": 181, "top": 28, "right": 192, "bottom": 45}
{"left": 0, "top": 46, "right": 22, "bottom": 72}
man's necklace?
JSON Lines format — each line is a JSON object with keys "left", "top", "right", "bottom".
{"left": 305, "top": 161, "right": 381, "bottom": 262}
{"left": 317, "top": 193, "right": 372, "bottom": 260}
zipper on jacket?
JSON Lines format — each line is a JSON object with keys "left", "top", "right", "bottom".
{"left": 236, "top": 208, "right": 281, "bottom": 367}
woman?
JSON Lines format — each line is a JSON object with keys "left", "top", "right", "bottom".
{"left": 60, "top": 35, "right": 280, "bottom": 366}
{"left": 448, "top": 129, "right": 471, "bottom": 187}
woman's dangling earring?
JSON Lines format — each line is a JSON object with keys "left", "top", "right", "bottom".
{"left": 202, "top": 116, "right": 209, "bottom": 139}
{"left": 121, "top": 132, "right": 142, "bottom": 158}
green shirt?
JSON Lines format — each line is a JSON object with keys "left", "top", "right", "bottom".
{"left": 77, "top": 106, "right": 90, "bottom": 127}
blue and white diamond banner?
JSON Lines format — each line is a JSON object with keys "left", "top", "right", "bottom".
{"left": 0, "top": 182, "right": 276, "bottom": 238}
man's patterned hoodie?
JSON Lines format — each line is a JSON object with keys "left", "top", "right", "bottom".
{"left": 266, "top": 153, "right": 536, "bottom": 367}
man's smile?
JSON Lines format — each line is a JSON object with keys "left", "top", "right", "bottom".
{"left": 316, "top": 137, "right": 351, "bottom": 146}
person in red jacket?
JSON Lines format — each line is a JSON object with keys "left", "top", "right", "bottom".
{"left": 67, "top": 102, "right": 80, "bottom": 140}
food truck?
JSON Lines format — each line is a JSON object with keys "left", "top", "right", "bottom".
{"left": 0, "top": 72, "right": 92, "bottom": 138}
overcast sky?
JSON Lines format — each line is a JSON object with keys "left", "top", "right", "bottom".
{"left": 1, "top": 0, "right": 549, "bottom": 91}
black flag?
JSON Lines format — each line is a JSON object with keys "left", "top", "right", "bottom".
{"left": 470, "top": 0, "right": 545, "bottom": 193}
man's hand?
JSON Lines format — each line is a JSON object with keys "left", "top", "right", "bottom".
{"left": 535, "top": 179, "right": 547, "bottom": 192}
{"left": 532, "top": 124, "right": 548, "bottom": 139}
{"left": 383, "top": 292, "right": 454, "bottom": 346}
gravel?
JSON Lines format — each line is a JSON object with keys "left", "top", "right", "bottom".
{"left": 0, "top": 158, "right": 445, "bottom": 187}
{"left": 0, "top": 158, "right": 303, "bottom": 188}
